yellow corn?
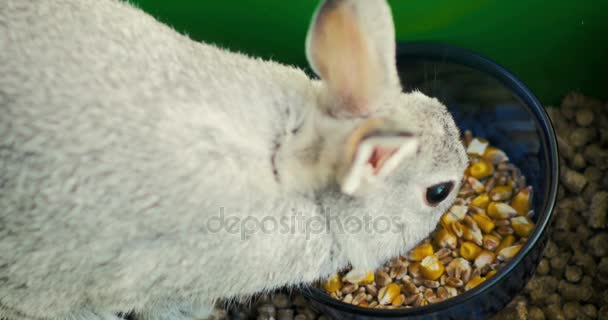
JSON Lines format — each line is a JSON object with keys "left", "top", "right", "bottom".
{"left": 434, "top": 228, "right": 458, "bottom": 249}
{"left": 343, "top": 269, "right": 375, "bottom": 285}
{"left": 408, "top": 243, "right": 434, "bottom": 261}
{"left": 487, "top": 202, "right": 518, "bottom": 219}
{"left": 471, "top": 213, "right": 496, "bottom": 234}
{"left": 460, "top": 241, "right": 482, "bottom": 260}
{"left": 483, "top": 146, "right": 509, "bottom": 164}
{"left": 359, "top": 271, "right": 375, "bottom": 285}
{"left": 497, "top": 244, "right": 522, "bottom": 261}
{"left": 482, "top": 234, "right": 501, "bottom": 251}
{"left": 441, "top": 212, "right": 456, "bottom": 229}
{"left": 378, "top": 283, "right": 401, "bottom": 305}
{"left": 486, "top": 270, "right": 497, "bottom": 278}
{"left": 391, "top": 294, "right": 406, "bottom": 307}
{"left": 511, "top": 186, "right": 533, "bottom": 216}
{"left": 511, "top": 216, "right": 535, "bottom": 237}
{"left": 464, "top": 275, "right": 487, "bottom": 291}
{"left": 420, "top": 255, "right": 445, "bottom": 281}
{"left": 462, "top": 224, "right": 483, "bottom": 246}
{"left": 469, "top": 160, "right": 494, "bottom": 179}
{"left": 471, "top": 193, "right": 491, "bottom": 209}
{"left": 495, "top": 235, "right": 516, "bottom": 256}
{"left": 323, "top": 274, "right": 342, "bottom": 293}
{"left": 450, "top": 220, "right": 465, "bottom": 238}
{"left": 490, "top": 185, "right": 513, "bottom": 201}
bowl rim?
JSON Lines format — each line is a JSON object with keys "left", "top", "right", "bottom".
{"left": 302, "top": 42, "right": 560, "bottom": 317}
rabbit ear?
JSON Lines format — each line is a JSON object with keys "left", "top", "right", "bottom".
{"left": 340, "top": 120, "right": 417, "bottom": 195}
{"left": 306, "top": 0, "right": 400, "bottom": 117}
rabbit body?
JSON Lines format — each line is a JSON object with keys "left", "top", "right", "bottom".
{"left": 0, "top": 0, "right": 468, "bottom": 319}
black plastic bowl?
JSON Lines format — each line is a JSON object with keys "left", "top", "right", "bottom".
{"left": 302, "top": 43, "right": 559, "bottom": 319}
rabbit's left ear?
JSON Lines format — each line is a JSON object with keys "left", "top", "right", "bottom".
{"left": 340, "top": 119, "right": 417, "bottom": 195}
{"left": 306, "top": 0, "right": 400, "bottom": 117}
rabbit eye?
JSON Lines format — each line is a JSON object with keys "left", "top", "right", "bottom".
{"left": 425, "top": 181, "right": 455, "bottom": 206}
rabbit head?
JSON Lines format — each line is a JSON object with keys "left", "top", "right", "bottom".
{"left": 295, "top": 0, "right": 469, "bottom": 270}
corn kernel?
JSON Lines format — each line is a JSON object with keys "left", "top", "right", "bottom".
{"left": 511, "top": 216, "right": 535, "bottom": 237}
{"left": 483, "top": 146, "right": 509, "bottom": 164}
{"left": 511, "top": 186, "right": 533, "bottom": 216}
{"left": 408, "top": 243, "right": 434, "bottom": 261}
{"left": 467, "top": 138, "right": 489, "bottom": 156}
{"left": 420, "top": 255, "right": 445, "bottom": 281}
{"left": 471, "top": 193, "right": 491, "bottom": 209}
{"left": 441, "top": 206, "right": 466, "bottom": 229}
{"left": 391, "top": 294, "right": 406, "bottom": 307}
{"left": 409, "top": 262, "right": 420, "bottom": 278}
{"left": 360, "top": 271, "right": 375, "bottom": 285}
{"left": 343, "top": 269, "right": 375, "bottom": 285}
{"left": 434, "top": 228, "right": 458, "bottom": 249}
{"left": 469, "top": 160, "right": 494, "bottom": 179}
{"left": 495, "top": 234, "right": 515, "bottom": 255}
{"left": 450, "top": 221, "right": 465, "bottom": 238}
{"left": 378, "top": 283, "right": 401, "bottom": 305}
{"left": 471, "top": 213, "right": 496, "bottom": 234}
{"left": 358, "top": 300, "right": 369, "bottom": 307}
{"left": 464, "top": 275, "right": 486, "bottom": 291}
{"left": 474, "top": 250, "right": 495, "bottom": 268}
{"left": 487, "top": 202, "right": 517, "bottom": 219}
{"left": 497, "top": 244, "right": 522, "bottom": 261}
{"left": 323, "top": 274, "right": 342, "bottom": 293}
{"left": 490, "top": 185, "right": 513, "bottom": 201}
{"left": 449, "top": 205, "right": 468, "bottom": 220}
{"left": 440, "top": 212, "right": 456, "bottom": 229}
{"left": 486, "top": 270, "right": 497, "bottom": 278}
{"left": 460, "top": 241, "right": 482, "bottom": 260}
{"left": 446, "top": 257, "right": 471, "bottom": 279}
{"left": 462, "top": 224, "right": 483, "bottom": 246}
{"left": 467, "top": 176, "right": 486, "bottom": 193}
{"left": 482, "top": 234, "right": 501, "bottom": 251}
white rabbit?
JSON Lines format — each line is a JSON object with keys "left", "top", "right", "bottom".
{"left": 0, "top": 0, "right": 468, "bottom": 319}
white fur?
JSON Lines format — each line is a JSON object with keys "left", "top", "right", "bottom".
{"left": 0, "top": 0, "right": 468, "bottom": 319}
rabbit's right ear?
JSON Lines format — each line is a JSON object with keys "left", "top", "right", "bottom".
{"left": 306, "top": 0, "right": 400, "bottom": 117}
{"left": 339, "top": 118, "right": 418, "bottom": 195}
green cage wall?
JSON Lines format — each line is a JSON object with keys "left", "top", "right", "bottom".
{"left": 129, "top": 0, "right": 608, "bottom": 105}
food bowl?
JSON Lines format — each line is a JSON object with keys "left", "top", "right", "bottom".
{"left": 302, "top": 43, "right": 559, "bottom": 319}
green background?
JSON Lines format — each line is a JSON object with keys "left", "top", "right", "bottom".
{"left": 129, "top": 0, "right": 608, "bottom": 105}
